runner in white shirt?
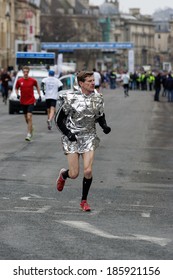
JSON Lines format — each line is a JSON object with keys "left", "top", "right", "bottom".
{"left": 93, "top": 68, "right": 101, "bottom": 92}
{"left": 121, "top": 71, "right": 130, "bottom": 97}
{"left": 41, "top": 70, "right": 63, "bottom": 130}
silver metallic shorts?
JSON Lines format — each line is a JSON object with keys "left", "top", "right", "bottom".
{"left": 61, "top": 133, "right": 100, "bottom": 154}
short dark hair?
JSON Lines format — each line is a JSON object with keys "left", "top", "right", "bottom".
{"left": 22, "top": 65, "right": 30, "bottom": 72}
{"left": 77, "top": 71, "right": 93, "bottom": 83}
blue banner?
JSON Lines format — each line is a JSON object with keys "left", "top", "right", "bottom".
{"left": 16, "top": 52, "right": 55, "bottom": 59}
{"left": 41, "top": 42, "right": 134, "bottom": 50}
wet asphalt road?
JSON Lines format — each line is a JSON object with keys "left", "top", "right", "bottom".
{"left": 0, "top": 87, "right": 173, "bottom": 260}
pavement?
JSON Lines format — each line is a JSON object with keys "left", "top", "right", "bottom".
{"left": 0, "top": 87, "right": 173, "bottom": 261}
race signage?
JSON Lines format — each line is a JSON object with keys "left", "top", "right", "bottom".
{"left": 41, "top": 42, "right": 134, "bottom": 50}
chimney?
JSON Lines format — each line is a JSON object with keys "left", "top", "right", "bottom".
{"left": 129, "top": 8, "right": 140, "bottom": 16}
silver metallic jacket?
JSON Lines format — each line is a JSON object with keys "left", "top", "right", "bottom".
{"left": 59, "top": 89, "right": 105, "bottom": 154}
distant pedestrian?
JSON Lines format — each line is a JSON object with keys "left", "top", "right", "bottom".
{"left": 1, "top": 68, "right": 11, "bottom": 104}
{"left": 41, "top": 70, "right": 63, "bottom": 130}
{"left": 162, "top": 73, "right": 168, "bottom": 97}
{"left": 140, "top": 72, "right": 147, "bottom": 91}
{"left": 93, "top": 68, "right": 101, "bottom": 92}
{"left": 147, "top": 72, "right": 155, "bottom": 91}
{"left": 130, "top": 72, "right": 138, "bottom": 90}
{"left": 154, "top": 72, "right": 162, "bottom": 102}
{"left": 15, "top": 65, "right": 41, "bottom": 141}
{"left": 109, "top": 70, "right": 117, "bottom": 89}
{"left": 165, "top": 72, "right": 173, "bottom": 102}
{"left": 121, "top": 71, "right": 130, "bottom": 97}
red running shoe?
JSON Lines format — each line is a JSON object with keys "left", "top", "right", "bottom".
{"left": 80, "top": 200, "right": 91, "bottom": 212}
{"left": 56, "top": 168, "right": 66, "bottom": 191}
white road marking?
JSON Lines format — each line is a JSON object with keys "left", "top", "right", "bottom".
{"left": 29, "top": 194, "right": 42, "bottom": 198}
{"left": 59, "top": 220, "right": 171, "bottom": 247}
{"left": 141, "top": 212, "right": 151, "bottom": 218}
{"left": 21, "top": 193, "right": 42, "bottom": 200}
{"left": 131, "top": 204, "right": 154, "bottom": 208}
{"left": 20, "top": 196, "right": 31, "bottom": 201}
{"left": 36, "top": 206, "right": 51, "bottom": 213}
{"left": 0, "top": 206, "right": 51, "bottom": 213}
{"left": 55, "top": 212, "right": 85, "bottom": 216}
{"left": 20, "top": 194, "right": 55, "bottom": 201}
{"left": 55, "top": 209, "right": 100, "bottom": 216}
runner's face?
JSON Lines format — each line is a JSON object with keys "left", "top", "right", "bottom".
{"left": 80, "top": 75, "right": 95, "bottom": 94}
{"left": 23, "top": 69, "right": 29, "bottom": 79}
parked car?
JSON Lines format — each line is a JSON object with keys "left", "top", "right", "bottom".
{"left": 58, "top": 73, "right": 75, "bottom": 91}
{"left": 8, "top": 70, "right": 75, "bottom": 114}
{"left": 55, "top": 73, "right": 76, "bottom": 112}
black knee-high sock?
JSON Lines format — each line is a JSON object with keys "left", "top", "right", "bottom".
{"left": 62, "top": 169, "right": 69, "bottom": 180}
{"left": 82, "top": 177, "right": 92, "bottom": 201}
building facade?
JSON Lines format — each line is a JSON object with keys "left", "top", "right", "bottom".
{"left": 0, "top": 0, "right": 15, "bottom": 69}
{"left": 40, "top": 0, "right": 102, "bottom": 70}
{"left": 0, "top": 0, "right": 40, "bottom": 69}
{"left": 98, "top": 4, "right": 155, "bottom": 70}
{"left": 154, "top": 19, "right": 173, "bottom": 70}
{"left": 1, "top": 0, "right": 173, "bottom": 71}
{"left": 41, "top": 0, "right": 156, "bottom": 71}
{"left": 15, "top": 0, "right": 41, "bottom": 54}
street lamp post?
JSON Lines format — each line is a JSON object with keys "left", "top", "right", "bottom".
{"left": 5, "top": 6, "right": 11, "bottom": 69}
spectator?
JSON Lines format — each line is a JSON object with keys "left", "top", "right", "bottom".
{"left": 109, "top": 70, "right": 117, "bottom": 89}
{"left": 93, "top": 68, "right": 101, "bottom": 92}
{"left": 1, "top": 68, "right": 11, "bottom": 104}
{"left": 154, "top": 72, "right": 162, "bottom": 102}
{"left": 165, "top": 72, "right": 173, "bottom": 102}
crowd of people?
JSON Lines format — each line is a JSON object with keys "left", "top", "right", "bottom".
{"left": 1, "top": 66, "right": 173, "bottom": 105}
{"left": 98, "top": 69, "right": 173, "bottom": 102}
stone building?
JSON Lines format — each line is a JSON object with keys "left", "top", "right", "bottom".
{"left": 153, "top": 14, "right": 173, "bottom": 70}
{"left": 0, "top": 0, "right": 41, "bottom": 69}
{"left": 40, "top": 0, "right": 102, "bottom": 70}
{"left": 1, "top": 0, "right": 173, "bottom": 71}
{"left": 15, "top": 0, "right": 41, "bottom": 53}
{"left": 98, "top": 3, "right": 155, "bottom": 70}
{"left": 41, "top": 0, "right": 155, "bottom": 71}
{"left": 0, "top": 0, "right": 15, "bottom": 69}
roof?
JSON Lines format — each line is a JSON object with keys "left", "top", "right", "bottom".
{"left": 121, "top": 13, "right": 137, "bottom": 20}
{"left": 99, "top": 2, "right": 119, "bottom": 15}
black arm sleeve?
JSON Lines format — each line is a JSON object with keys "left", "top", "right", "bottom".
{"left": 97, "top": 113, "right": 107, "bottom": 129}
{"left": 58, "top": 86, "right": 63, "bottom": 91}
{"left": 41, "top": 82, "right": 46, "bottom": 95}
{"left": 56, "top": 108, "right": 71, "bottom": 136}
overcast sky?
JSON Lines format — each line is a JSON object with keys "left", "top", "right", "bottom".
{"left": 89, "top": 0, "right": 173, "bottom": 15}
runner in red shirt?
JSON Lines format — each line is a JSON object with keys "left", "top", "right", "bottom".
{"left": 15, "top": 66, "right": 41, "bottom": 141}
